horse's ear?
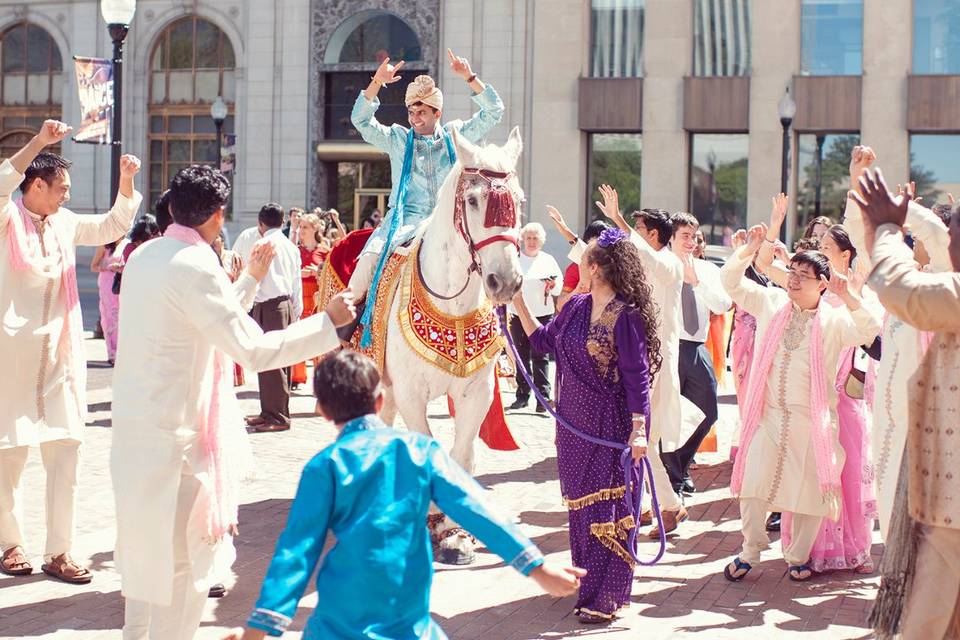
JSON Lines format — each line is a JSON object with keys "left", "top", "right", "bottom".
{"left": 451, "top": 128, "right": 478, "bottom": 165}
{"left": 503, "top": 127, "right": 523, "bottom": 167}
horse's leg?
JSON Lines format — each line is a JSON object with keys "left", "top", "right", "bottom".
{"left": 380, "top": 385, "right": 399, "bottom": 427}
{"left": 433, "top": 363, "right": 497, "bottom": 565}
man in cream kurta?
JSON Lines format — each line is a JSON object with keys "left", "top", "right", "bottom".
{"left": 111, "top": 165, "right": 354, "bottom": 640}
{"left": 721, "top": 234, "right": 881, "bottom": 574}
{"left": 0, "top": 121, "right": 142, "bottom": 582}
{"left": 842, "top": 145, "right": 953, "bottom": 539}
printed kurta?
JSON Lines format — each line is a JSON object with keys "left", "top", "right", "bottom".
{"left": 721, "top": 248, "right": 882, "bottom": 520}
{"left": 529, "top": 294, "right": 650, "bottom": 618}
{"left": 111, "top": 235, "right": 340, "bottom": 606}
{"left": 247, "top": 415, "right": 543, "bottom": 639}
{"left": 0, "top": 159, "right": 142, "bottom": 449}
{"left": 350, "top": 85, "right": 504, "bottom": 255}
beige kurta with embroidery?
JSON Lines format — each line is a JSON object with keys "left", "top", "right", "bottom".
{"left": 0, "top": 159, "right": 142, "bottom": 449}
{"left": 868, "top": 223, "right": 960, "bottom": 530}
{"left": 722, "top": 247, "right": 882, "bottom": 520}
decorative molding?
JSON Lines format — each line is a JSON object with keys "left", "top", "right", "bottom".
{"left": 229, "top": 6, "right": 240, "bottom": 19}
{"left": 12, "top": 5, "right": 28, "bottom": 21}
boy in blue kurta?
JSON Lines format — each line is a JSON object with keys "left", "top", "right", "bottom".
{"left": 232, "top": 351, "right": 584, "bottom": 639}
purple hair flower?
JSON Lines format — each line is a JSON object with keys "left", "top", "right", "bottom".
{"left": 597, "top": 227, "right": 628, "bottom": 248}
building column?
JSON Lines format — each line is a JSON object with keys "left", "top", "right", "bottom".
{"left": 640, "top": 0, "right": 693, "bottom": 214}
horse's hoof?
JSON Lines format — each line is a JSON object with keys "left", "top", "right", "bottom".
{"left": 435, "top": 547, "right": 475, "bottom": 565}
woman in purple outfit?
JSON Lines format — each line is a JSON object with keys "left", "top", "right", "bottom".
{"left": 511, "top": 227, "right": 661, "bottom": 623}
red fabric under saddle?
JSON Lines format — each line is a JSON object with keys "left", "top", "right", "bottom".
{"left": 326, "top": 227, "right": 374, "bottom": 287}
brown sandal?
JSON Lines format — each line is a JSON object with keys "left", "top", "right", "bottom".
{"left": 41, "top": 553, "right": 92, "bottom": 584}
{"left": 1, "top": 547, "right": 33, "bottom": 576}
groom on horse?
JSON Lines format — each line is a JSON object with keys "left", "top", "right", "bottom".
{"left": 348, "top": 49, "right": 505, "bottom": 345}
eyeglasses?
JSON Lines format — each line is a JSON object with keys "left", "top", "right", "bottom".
{"left": 786, "top": 267, "right": 819, "bottom": 281}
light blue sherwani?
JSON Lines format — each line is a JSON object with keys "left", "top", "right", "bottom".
{"left": 246, "top": 414, "right": 543, "bottom": 639}
{"left": 350, "top": 85, "right": 504, "bottom": 256}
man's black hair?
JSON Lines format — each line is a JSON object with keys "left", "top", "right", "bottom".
{"left": 314, "top": 351, "right": 382, "bottom": 424}
{"left": 633, "top": 208, "right": 673, "bottom": 246}
{"left": 154, "top": 190, "right": 172, "bottom": 233}
{"left": 168, "top": 165, "right": 231, "bottom": 228}
{"left": 582, "top": 220, "right": 610, "bottom": 242}
{"left": 258, "top": 203, "right": 285, "bottom": 229}
{"left": 931, "top": 203, "right": 954, "bottom": 226}
{"left": 130, "top": 214, "right": 160, "bottom": 244}
{"left": 20, "top": 152, "right": 72, "bottom": 193}
{"left": 791, "top": 250, "right": 831, "bottom": 288}
{"left": 669, "top": 211, "right": 700, "bottom": 236}
{"left": 825, "top": 224, "right": 857, "bottom": 262}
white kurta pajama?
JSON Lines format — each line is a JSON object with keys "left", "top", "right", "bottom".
{"left": 110, "top": 232, "right": 340, "bottom": 639}
{"left": 721, "top": 247, "right": 882, "bottom": 566}
{"left": 0, "top": 159, "right": 141, "bottom": 560}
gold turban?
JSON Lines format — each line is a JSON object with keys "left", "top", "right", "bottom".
{"left": 404, "top": 75, "right": 443, "bottom": 111}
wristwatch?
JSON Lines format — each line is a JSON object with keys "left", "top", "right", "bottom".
{"left": 568, "top": 235, "right": 579, "bottom": 246}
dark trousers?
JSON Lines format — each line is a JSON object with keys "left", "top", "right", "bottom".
{"left": 251, "top": 295, "right": 294, "bottom": 426}
{"left": 510, "top": 314, "right": 552, "bottom": 402}
{"left": 661, "top": 340, "right": 718, "bottom": 487}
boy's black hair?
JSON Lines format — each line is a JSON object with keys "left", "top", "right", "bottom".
{"left": 314, "top": 351, "right": 382, "bottom": 423}
{"left": 582, "top": 220, "right": 610, "bottom": 242}
{"left": 634, "top": 208, "right": 672, "bottom": 245}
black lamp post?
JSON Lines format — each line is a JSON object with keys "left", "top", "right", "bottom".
{"left": 101, "top": 0, "right": 137, "bottom": 204}
{"left": 777, "top": 86, "right": 797, "bottom": 241}
{"left": 210, "top": 96, "right": 227, "bottom": 166}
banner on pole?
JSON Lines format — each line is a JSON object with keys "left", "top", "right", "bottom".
{"left": 221, "top": 133, "right": 237, "bottom": 174}
{"left": 73, "top": 56, "right": 113, "bottom": 144}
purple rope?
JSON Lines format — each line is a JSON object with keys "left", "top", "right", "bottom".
{"left": 497, "top": 307, "right": 666, "bottom": 566}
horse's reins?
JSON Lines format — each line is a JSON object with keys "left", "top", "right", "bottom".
{"left": 497, "top": 306, "right": 667, "bottom": 566}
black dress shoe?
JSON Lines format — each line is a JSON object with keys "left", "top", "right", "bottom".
{"left": 507, "top": 398, "right": 529, "bottom": 411}
{"left": 681, "top": 477, "right": 696, "bottom": 495}
{"left": 535, "top": 403, "right": 547, "bottom": 413}
{"left": 208, "top": 583, "right": 226, "bottom": 598}
{"left": 766, "top": 512, "right": 782, "bottom": 532}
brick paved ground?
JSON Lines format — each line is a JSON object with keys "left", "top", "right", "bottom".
{"left": 0, "top": 336, "right": 881, "bottom": 639}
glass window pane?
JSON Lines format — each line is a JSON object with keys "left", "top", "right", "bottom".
{"left": 194, "top": 116, "right": 217, "bottom": 134}
{"left": 194, "top": 70, "right": 219, "bottom": 102}
{"left": 151, "top": 72, "right": 166, "bottom": 103}
{"left": 150, "top": 164, "right": 164, "bottom": 190}
{"left": 224, "top": 115, "right": 235, "bottom": 134}
{"left": 150, "top": 115, "right": 164, "bottom": 133}
{"left": 150, "top": 140, "right": 164, "bottom": 162}
{"left": 194, "top": 20, "right": 220, "bottom": 68}
{"left": 169, "top": 116, "right": 191, "bottom": 134}
{"left": 3, "top": 75, "right": 25, "bottom": 105}
{"left": 914, "top": 0, "right": 960, "bottom": 74}
{"left": 222, "top": 39, "right": 236, "bottom": 68}
{"left": 222, "top": 70, "right": 236, "bottom": 102}
{"left": 26, "top": 74, "right": 49, "bottom": 104}
{"left": 50, "top": 73, "right": 63, "bottom": 104}
{"left": 168, "top": 140, "right": 191, "bottom": 162}
{"left": 26, "top": 26, "right": 55, "bottom": 72}
{"left": 693, "top": 0, "right": 751, "bottom": 76}
{"left": 587, "top": 134, "right": 642, "bottom": 223}
{"left": 360, "top": 161, "right": 392, "bottom": 189}
{"left": 168, "top": 19, "right": 194, "bottom": 69}
{"left": 801, "top": 0, "right": 863, "bottom": 75}
{"left": 795, "top": 134, "right": 860, "bottom": 241}
{"left": 910, "top": 134, "right": 960, "bottom": 206}
{"left": 151, "top": 41, "right": 165, "bottom": 71}
{"left": 168, "top": 70, "right": 193, "bottom": 102}
{"left": 2, "top": 25, "right": 25, "bottom": 73}
{"left": 689, "top": 134, "right": 748, "bottom": 246}
{"left": 338, "top": 13, "right": 422, "bottom": 63}
{"left": 589, "top": 0, "right": 644, "bottom": 78}
{"left": 194, "top": 139, "right": 218, "bottom": 163}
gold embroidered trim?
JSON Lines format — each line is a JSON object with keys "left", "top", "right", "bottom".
{"left": 35, "top": 219, "right": 53, "bottom": 421}
{"left": 589, "top": 515, "right": 636, "bottom": 540}
{"left": 586, "top": 300, "right": 626, "bottom": 382}
{"left": 575, "top": 607, "right": 617, "bottom": 620}
{"left": 766, "top": 348, "right": 793, "bottom": 504}
{"left": 590, "top": 523, "right": 637, "bottom": 569}
{"left": 876, "top": 345, "right": 901, "bottom": 494}
{"left": 563, "top": 485, "right": 627, "bottom": 511}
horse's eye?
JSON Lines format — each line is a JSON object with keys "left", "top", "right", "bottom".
{"left": 467, "top": 196, "right": 479, "bottom": 208}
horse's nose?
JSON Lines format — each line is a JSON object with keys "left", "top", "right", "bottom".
{"left": 485, "top": 273, "right": 502, "bottom": 294}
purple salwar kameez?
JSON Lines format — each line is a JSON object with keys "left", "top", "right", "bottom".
{"left": 529, "top": 294, "right": 651, "bottom": 618}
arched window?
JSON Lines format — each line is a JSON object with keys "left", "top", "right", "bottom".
{"left": 147, "top": 16, "right": 235, "bottom": 208}
{"left": 0, "top": 22, "right": 64, "bottom": 159}
{"left": 324, "top": 10, "right": 422, "bottom": 64}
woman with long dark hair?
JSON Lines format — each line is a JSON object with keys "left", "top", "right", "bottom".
{"left": 511, "top": 227, "right": 660, "bottom": 623}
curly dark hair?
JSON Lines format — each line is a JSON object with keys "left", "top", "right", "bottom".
{"left": 584, "top": 238, "right": 663, "bottom": 383}
{"left": 168, "top": 165, "right": 231, "bottom": 227}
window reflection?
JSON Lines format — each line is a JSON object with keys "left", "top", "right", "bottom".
{"left": 914, "top": 0, "right": 960, "bottom": 74}
{"left": 590, "top": 0, "right": 644, "bottom": 78}
{"left": 801, "top": 0, "right": 863, "bottom": 75}
{"left": 910, "top": 134, "right": 960, "bottom": 205}
{"left": 689, "top": 134, "right": 748, "bottom": 246}
{"left": 587, "top": 134, "right": 641, "bottom": 222}
{"left": 795, "top": 134, "right": 860, "bottom": 240}
{"left": 693, "top": 0, "right": 751, "bottom": 77}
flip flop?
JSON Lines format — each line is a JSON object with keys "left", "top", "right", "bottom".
{"left": 788, "top": 563, "right": 813, "bottom": 582}
{"left": 723, "top": 556, "right": 752, "bottom": 582}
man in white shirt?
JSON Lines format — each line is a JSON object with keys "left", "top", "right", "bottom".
{"left": 661, "top": 212, "right": 732, "bottom": 495}
{"left": 231, "top": 223, "right": 260, "bottom": 265}
{"left": 244, "top": 203, "right": 304, "bottom": 432}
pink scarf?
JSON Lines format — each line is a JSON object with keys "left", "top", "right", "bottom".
{"left": 731, "top": 301, "right": 842, "bottom": 502}
{"left": 164, "top": 223, "right": 236, "bottom": 540}
{"left": 7, "top": 198, "right": 85, "bottom": 421}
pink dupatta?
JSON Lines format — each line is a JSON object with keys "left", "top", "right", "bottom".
{"left": 6, "top": 198, "right": 86, "bottom": 421}
{"left": 730, "top": 301, "right": 843, "bottom": 503}
{"left": 164, "top": 223, "right": 237, "bottom": 540}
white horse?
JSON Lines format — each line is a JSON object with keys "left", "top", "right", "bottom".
{"left": 383, "top": 127, "right": 524, "bottom": 564}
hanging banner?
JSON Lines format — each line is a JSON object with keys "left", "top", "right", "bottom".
{"left": 221, "top": 133, "right": 237, "bottom": 174}
{"left": 73, "top": 56, "right": 113, "bottom": 144}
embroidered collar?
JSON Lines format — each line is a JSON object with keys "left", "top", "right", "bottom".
{"left": 339, "top": 413, "right": 385, "bottom": 438}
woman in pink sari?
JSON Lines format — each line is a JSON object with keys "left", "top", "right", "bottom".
{"left": 90, "top": 242, "right": 122, "bottom": 364}
{"left": 781, "top": 224, "right": 876, "bottom": 573}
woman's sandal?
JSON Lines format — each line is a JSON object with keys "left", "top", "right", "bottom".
{"left": 0, "top": 547, "right": 33, "bottom": 576}
{"left": 723, "top": 556, "right": 752, "bottom": 582}
{"left": 41, "top": 553, "right": 92, "bottom": 584}
{"left": 575, "top": 609, "right": 614, "bottom": 625}
{"left": 788, "top": 563, "right": 813, "bottom": 582}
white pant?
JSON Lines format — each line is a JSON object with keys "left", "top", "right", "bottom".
{"left": 122, "top": 473, "right": 207, "bottom": 640}
{"left": 902, "top": 524, "right": 960, "bottom": 640}
{"left": 0, "top": 440, "right": 80, "bottom": 560}
{"left": 739, "top": 497, "right": 821, "bottom": 566}
{"left": 644, "top": 442, "right": 682, "bottom": 512}
{"left": 347, "top": 252, "right": 379, "bottom": 301}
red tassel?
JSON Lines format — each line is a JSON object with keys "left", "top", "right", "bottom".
{"left": 484, "top": 181, "right": 516, "bottom": 228}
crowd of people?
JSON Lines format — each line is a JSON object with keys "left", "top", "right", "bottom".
{"left": 0, "top": 45, "right": 958, "bottom": 640}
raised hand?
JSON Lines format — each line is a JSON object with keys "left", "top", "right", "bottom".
{"left": 769, "top": 193, "right": 788, "bottom": 233}
{"left": 247, "top": 241, "right": 276, "bottom": 282}
{"left": 772, "top": 242, "right": 791, "bottom": 264}
{"left": 372, "top": 58, "right": 405, "bottom": 86}
{"left": 545, "top": 205, "right": 576, "bottom": 243}
{"left": 896, "top": 181, "right": 923, "bottom": 205}
{"left": 37, "top": 120, "right": 72, "bottom": 146}
{"left": 849, "top": 168, "right": 910, "bottom": 230}
{"left": 448, "top": 49, "right": 474, "bottom": 80}
{"left": 731, "top": 228, "right": 747, "bottom": 249}
{"left": 745, "top": 223, "right": 767, "bottom": 254}
{"left": 119, "top": 155, "right": 141, "bottom": 178}
{"left": 849, "top": 261, "right": 869, "bottom": 297}
{"left": 325, "top": 289, "right": 357, "bottom": 328}
{"left": 681, "top": 252, "right": 699, "bottom": 285}
{"left": 849, "top": 145, "right": 876, "bottom": 190}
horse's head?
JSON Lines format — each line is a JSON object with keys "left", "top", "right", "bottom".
{"left": 449, "top": 127, "right": 524, "bottom": 304}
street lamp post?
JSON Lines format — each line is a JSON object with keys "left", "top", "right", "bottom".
{"left": 777, "top": 86, "right": 797, "bottom": 242}
{"left": 101, "top": 0, "right": 137, "bottom": 205}
{"left": 210, "top": 96, "right": 228, "bottom": 167}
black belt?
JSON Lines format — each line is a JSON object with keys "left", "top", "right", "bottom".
{"left": 680, "top": 339, "right": 705, "bottom": 346}
{"left": 253, "top": 294, "right": 290, "bottom": 306}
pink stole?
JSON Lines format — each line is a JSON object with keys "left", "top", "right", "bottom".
{"left": 164, "top": 223, "right": 237, "bottom": 540}
{"left": 730, "top": 301, "right": 842, "bottom": 503}
{"left": 6, "top": 198, "right": 85, "bottom": 421}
